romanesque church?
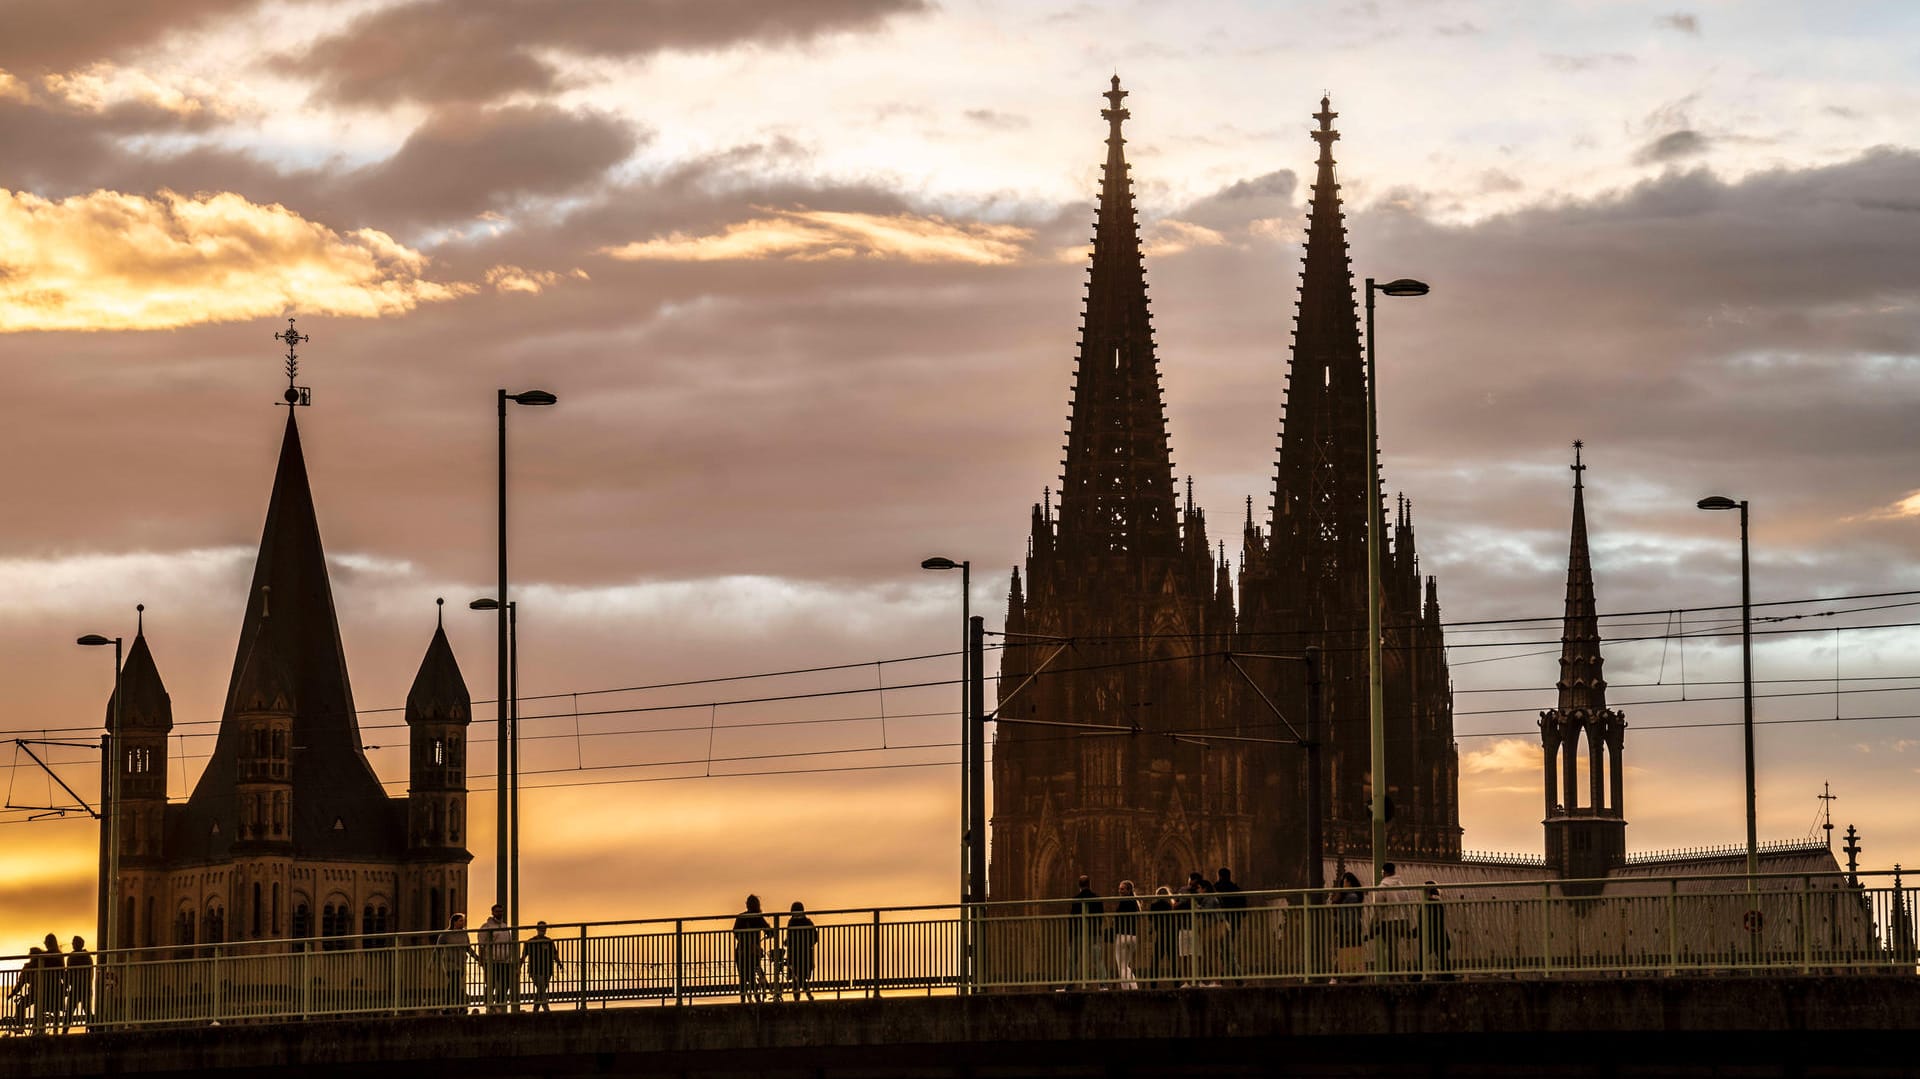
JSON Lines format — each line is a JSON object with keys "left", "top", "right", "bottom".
{"left": 97, "top": 402, "right": 472, "bottom": 950}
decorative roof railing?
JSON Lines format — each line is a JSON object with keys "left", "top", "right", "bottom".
{"left": 1624, "top": 839, "right": 1831, "bottom": 865}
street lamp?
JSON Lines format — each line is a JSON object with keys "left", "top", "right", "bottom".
{"left": 470, "top": 597, "right": 518, "bottom": 929}
{"left": 1362, "top": 277, "right": 1427, "bottom": 888}
{"left": 920, "top": 557, "right": 971, "bottom": 909}
{"left": 78, "top": 632, "right": 123, "bottom": 956}
{"left": 497, "top": 387, "right": 556, "bottom": 928}
{"left": 1697, "top": 494, "right": 1757, "bottom": 883}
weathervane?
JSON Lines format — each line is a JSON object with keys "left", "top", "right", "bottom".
{"left": 276, "top": 318, "right": 312, "bottom": 407}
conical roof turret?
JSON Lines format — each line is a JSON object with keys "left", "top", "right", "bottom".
{"left": 406, "top": 618, "right": 470, "bottom": 726}
{"left": 1056, "top": 76, "right": 1179, "bottom": 560}
{"left": 110, "top": 616, "right": 173, "bottom": 731}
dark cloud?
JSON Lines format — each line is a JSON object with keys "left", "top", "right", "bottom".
{"left": 0, "top": 0, "right": 263, "bottom": 73}
{"left": 1635, "top": 129, "right": 1711, "bottom": 164}
{"left": 1655, "top": 13, "right": 1701, "bottom": 34}
{"left": 296, "top": 0, "right": 930, "bottom": 106}
{"left": 345, "top": 104, "right": 642, "bottom": 225}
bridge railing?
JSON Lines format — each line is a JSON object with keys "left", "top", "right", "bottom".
{"left": 2, "top": 869, "right": 1912, "bottom": 1034}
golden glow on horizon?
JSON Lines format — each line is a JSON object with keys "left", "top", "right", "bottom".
{"left": 0, "top": 188, "right": 470, "bottom": 332}
{"left": 600, "top": 209, "right": 1031, "bottom": 266}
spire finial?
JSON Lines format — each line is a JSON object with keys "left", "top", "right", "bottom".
{"left": 1311, "top": 94, "right": 1340, "bottom": 162}
{"left": 436, "top": 596, "right": 444, "bottom": 628}
{"left": 1572, "top": 439, "right": 1586, "bottom": 489}
{"left": 136, "top": 603, "right": 145, "bottom": 635}
{"left": 275, "top": 317, "right": 312, "bottom": 407}
{"left": 1101, "top": 75, "right": 1130, "bottom": 137}
{"left": 1245, "top": 494, "right": 1254, "bottom": 528}
{"left": 1185, "top": 475, "right": 1194, "bottom": 515}
{"left": 1043, "top": 485, "right": 1052, "bottom": 521}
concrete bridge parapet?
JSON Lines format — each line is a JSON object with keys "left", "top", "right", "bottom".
{"left": 4, "top": 977, "right": 1916, "bottom": 1078}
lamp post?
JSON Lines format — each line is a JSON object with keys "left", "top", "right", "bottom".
{"left": 1362, "top": 276, "right": 1427, "bottom": 887}
{"left": 921, "top": 556, "right": 971, "bottom": 994}
{"left": 919, "top": 557, "right": 970, "bottom": 906}
{"left": 78, "top": 632, "right": 123, "bottom": 955}
{"left": 1697, "top": 494, "right": 1757, "bottom": 883}
{"left": 497, "top": 387, "right": 556, "bottom": 928}
{"left": 470, "top": 598, "right": 518, "bottom": 927}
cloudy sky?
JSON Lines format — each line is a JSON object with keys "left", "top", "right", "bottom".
{"left": 4, "top": 0, "right": 1919, "bottom": 947}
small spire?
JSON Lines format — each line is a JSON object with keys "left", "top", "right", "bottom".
{"left": 1043, "top": 485, "right": 1052, "bottom": 522}
{"left": 1102, "top": 75, "right": 1130, "bottom": 138}
{"left": 1311, "top": 93, "right": 1340, "bottom": 165}
{"left": 1185, "top": 475, "right": 1194, "bottom": 515}
{"left": 1245, "top": 494, "right": 1254, "bottom": 528}
{"left": 1217, "top": 539, "right": 1225, "bottom": 564}
{"left": 436, "top": 596, "right": 444, "bottom": 628}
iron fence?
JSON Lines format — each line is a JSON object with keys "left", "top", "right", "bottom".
{"left": 3, "top": 869, "right": 1913, "bottom": 1035}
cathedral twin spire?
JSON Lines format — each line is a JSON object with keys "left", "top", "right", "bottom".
{"left": 1056, "top": 76, "right": 1180, "bottom": 560}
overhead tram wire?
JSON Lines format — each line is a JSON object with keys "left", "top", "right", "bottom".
{"left": 8, "top": 586, "right": 1914, "bottom": 740}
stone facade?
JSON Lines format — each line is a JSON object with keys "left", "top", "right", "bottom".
{"left": 990, "top": 83, "right": 1459, "bottom": 901}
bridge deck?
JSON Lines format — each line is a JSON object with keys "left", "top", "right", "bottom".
{"left": 3, "top": 976, "right": 1916, "bottom": 1078}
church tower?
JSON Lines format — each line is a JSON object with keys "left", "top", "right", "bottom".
{"left": 96, "top": 325, "right": 471, "bottom": 956}
{"left": 1237, "top": 97, "right": 1459, "bottom": 878}
{"left": 405, "top": 606, "right": 473, "bottom": 933}
{"left": 992, "top": 78, "right": 1243, "bottom": 901}
{"left": 1541, "top": 443, "right": 1627, "bottom": 886}
{"left": 106, "top": 613, "right": 173, "bottom": 950}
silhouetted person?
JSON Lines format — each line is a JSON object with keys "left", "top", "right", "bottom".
{"left": 62, "top": 937, "right": 91, "bottom": 1032}
{"left": 1215, "top": 868, "right": 1246, "bottom": 978}
{"left": 6, "top": 948, "right": 39, "bottom": 1035}
{"left": 436, "top": 913, "right": 474, "bottom": 1014}
{"left": 523, "top": 921, "right": 562, "bottom": 1012}
{"left": 785, "top": 902, "right": 818, "bottom": 1000}
{"left": 1332, "top": 871, "right": 1365, "bottom": 978}
{"left": 1068, "top": 875, "right": 1102, "bottom": 987}
{"left": 1370, "top": 863, "right": 1415, "bottom": 974}
{"left": 36, "top": 937, "right": 62, "bottom": 1035}
{"left": 733, "top": 895, "right": 772, "bottom": 1002}
{"left": 1112, "top": 881, "right": 1141, "bottom": 989}
{"left": 1420, "top": 883, "right": 1452, "bottom": 980}
{"left": 1145, "top": 886, "right": 1177, "bottom": 989}
{"left": 478, "top": 904, "right": 516, "bottom": 1013}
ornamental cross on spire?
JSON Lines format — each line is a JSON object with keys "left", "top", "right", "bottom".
{"left": 275, "top": 317, "right": 312, "bottom": 406}
{"left": 1572, "top": 439, "right": 1586, "bottom": 488}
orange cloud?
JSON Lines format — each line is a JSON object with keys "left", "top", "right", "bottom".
{"left": 39, "top": 62, "right": 236, "bottom": 119}
{"left": 0, "top": 188, "right": 470, "bottom": 332}
{"left": 1141, "top": 218, "right": 1227, "bottom": 257}
{"left": 485, "top": 264, "right": 589, "bottom": 294}
{"left": 600, "top": 209, "right": 1030, "bottom": 265}
{"left": 1461, "top": 737, "right": 1540, "bottom": 775}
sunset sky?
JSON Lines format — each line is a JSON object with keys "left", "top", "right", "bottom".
{"left": 4, "top": 0, "right": 1920, "bottom": 950}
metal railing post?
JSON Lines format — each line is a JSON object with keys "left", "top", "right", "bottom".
{"left": 673, "top": 920, "right": 684, "bottom": 1006}
{"left": 578, "top": 924, "right": 588, "bottom": 1010}
{"left": 1667, "top": 879, "right": 1679, "bottom": 974}
{"left": 871, "top": 909, "right": 882, "bottom": 999}
{"left": 1540, "top": 884, "right": 1552, "bottom": 977}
